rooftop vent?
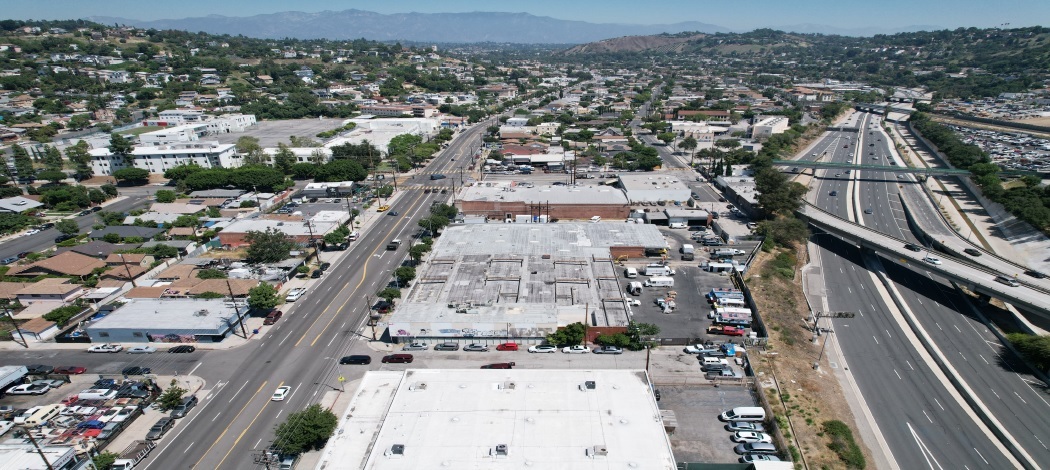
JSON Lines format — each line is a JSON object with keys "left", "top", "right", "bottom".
{"left": 579, "top": 380, "right": 597, "bottom": 391}
{"left": 586, "top": 445, "right": 609, "bottom": 458}
{"left": 385, "top": 444, "right": 405, "bottom": 458}
{"left": 409, "top": 382, "right": 427, "bottom": 391}
{"left": 490, "top": 444, "right": 509, "bottom": 458}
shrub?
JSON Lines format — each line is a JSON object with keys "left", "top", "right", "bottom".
{"left": 822, "top": 420, "right": 865, "bottom": 469}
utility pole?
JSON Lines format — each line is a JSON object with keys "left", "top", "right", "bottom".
{"left": 23, "top": 426, "right": 54, "bottom": 470}
{"left": 305, "top": 221, "right": 322, "bottom": 264}
{"left": 118, "top": 253, "right": 135, "bottom": 286}
{"left": 3, "top": 303, "right": 27, "bottom": 348}
{"left": 226, "top": 280, "right": 248, "bottom": 338}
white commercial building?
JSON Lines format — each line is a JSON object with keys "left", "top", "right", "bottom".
{"left": 752, "top": 116, "right": 790, "bottom": 139}
{"left": 143, "top": 111, "right": 257, "bottom": 133}
{"left": 89, "top": 141, "right": 240, "bottom": 175}
{"left": 138, "top": 123, "right": 209, "bottom": 146}
{"left": 314, "top": 369, "right": 676, "bottom": 470}
{"left": 617, "top": 174, "right": 691, "bottom": 204}
{"left": 325, "top": 117, "right": 439, "bottom": 154}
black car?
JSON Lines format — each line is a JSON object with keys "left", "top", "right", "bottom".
{"left": 55, "top": 234, "right": 73, "bottom": 243}
{"left": 963, "top": 248, "right": 981, "bottom": 257}
{"left": 904, "top": 244, "right": 922, "bottom": 252}
{"left": 828, "top": 190, "right": 838, "bottom": 196}
{"left": 25, "top": 364, "right": 54, "bottom": 376}
{"left": 168, "top": 345, "right": 196, "bottom": 353}
{"left": 1025, "top": 270, "right": 1048, "bottom": 279}
{"left": 319, "top": 262, "right": 331, "bottom": 272}
{"left": 339, "top": 355, "right": 372, "bottom": 365}
{"left": 311, "top": 269, "right": 322, "bottom": 279}
{"left": 122, "top": 366, "right": 152, "bottom": 376}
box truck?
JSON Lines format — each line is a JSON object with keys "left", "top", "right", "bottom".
{"left": 644, "top": 276, "right": 674, "bottom": 287}
{"left": 680, "top": 244, "right": 695, "bottom": 261}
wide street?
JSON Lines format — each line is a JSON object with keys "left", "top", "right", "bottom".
{"left": 0, "top": 196, "right": 147, "bottom": 261}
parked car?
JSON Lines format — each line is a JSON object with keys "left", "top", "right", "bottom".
{"left": 528, "top": 345, "right": 558, "bottom": 354}
{"left": 740, "top": 454, "right": 781, "bottom": 463}
{"left": 732, "top": 431, "right": 773, "bottom": 443}
{"left": 7, "top": 383, "right": 50, "bottom": 395}
{"left": 339, "top": 355, "right": 372, "bottom": 365}
{"left": 562, "top": 345, "right": 591, "bottom": 354}
{"left": 122, "top": 366, "right": 152, "bottom": 376}
{"left": 263, "top": 310, "right": 283, "bottom": 325}
{"left": 381, "top": 354, "right": 414, "bottom": 363}
{"left": 725, "top": 421, "right": 766, "bottom": 433}
{"left": 25, "top": 364, "right": 54, "bottom": 375}
{"left": 463, "top": 344, "right": 489, "bottom": 352}
{"left": 146, "top": 417, "right": 174, "bottom": 440}
{"left": 593, "top": 346, "right": 623, "bottom": 355}
{"left": 495, "top": 343, "right": 519, "bottom": 351}
{"left": 734, "top": 442, "right": 777, "bottom": 455}
{"left": 271, "top": 386, "right": 291, "bottom": 401}
{"left": 168, "top": 345, "right": 196, "bottom": 353}
{"left": 434, "top": 343, "right": 460, "bottom": 351}
{"left": 1024, "top": 270, "right": 1047, "bottom": 279}
{"left": 319, "top": 262, "right": 331, "bottom": 271}
{"left": 402, "top": 342, "right": 429, "bottom": 351}
{"left": 480, "top": 362, "right": 515, "bottom": 369}
{"left": 87, "top": 343, "right": 123, "bottom": 353}
{"left": 54, "top": 366, "right": 86, "bottom": 375}
{"left": 127, "top": 346, "right": 157, "bottom": 354}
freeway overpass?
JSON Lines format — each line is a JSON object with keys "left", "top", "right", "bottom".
{"left": 773, "top": 159, "right": 970, "bottom": 176}
{"left": 855, "top": 102, "right": 917, "bottom": 115}
{"left": 797, "top": 201, "right": 1050, "bottom": 320}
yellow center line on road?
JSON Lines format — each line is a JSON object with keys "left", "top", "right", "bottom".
{"left": 214, "top": 381, "right": 284, "bottom": 470}
{"left": 192, "top": 380, "right": 267, "bottom": 469}
{"left": 297, "top": 189, "right": 430, "bottom": 348}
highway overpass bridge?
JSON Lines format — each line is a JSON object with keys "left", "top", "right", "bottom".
{"left": 773, "top": 159, "right": 970, "bottom": 176}
{"left": 797, "top": 202, "right": 1050, "bottom": 320}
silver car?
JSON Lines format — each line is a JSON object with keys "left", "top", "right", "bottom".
{"left": 402, "top": 342, "right": 429, "bottom": 351}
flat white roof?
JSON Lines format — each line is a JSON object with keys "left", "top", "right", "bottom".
{"left": 316, "top": 369, "right": 675, "bottom": 470}
{"left": 460, "top": 182, "right": 629, "bottom": 205}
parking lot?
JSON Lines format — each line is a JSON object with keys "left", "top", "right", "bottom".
{"left": 213, "top": 118, "right": 347, "bottom": 148}
{"left": 657, "top": 384, "right": 759, "bottom": 463}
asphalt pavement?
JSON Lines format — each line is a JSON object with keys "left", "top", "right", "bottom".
{"left": 0, "top": 196, "right": 147, "bottom": 260}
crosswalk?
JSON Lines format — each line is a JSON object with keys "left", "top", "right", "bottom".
{"left": 403, "top": 185, "right": 452, "bottom": 191}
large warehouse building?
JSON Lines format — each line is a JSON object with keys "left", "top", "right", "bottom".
{"left": 84, "top": 298, "right": 249, "bottom": 343}
{"left": 458, "top": 181, "right": 631, "bottom": 221}
{"left": 386, "top": 223, "right": 666, "bottom": 344}
{"left": 617, "top": 174, "right": 691, "bottom": 204}
{"left": 313, "top": 369, "right": 676, "bottom": 470}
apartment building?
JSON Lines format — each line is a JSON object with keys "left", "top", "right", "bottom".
{"left": 89, "top": 142, "right": 240, "bottom": 176}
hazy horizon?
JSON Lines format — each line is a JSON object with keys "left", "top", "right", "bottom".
{"left": 7, "top": 0, "right": 1048, "bottom": 33}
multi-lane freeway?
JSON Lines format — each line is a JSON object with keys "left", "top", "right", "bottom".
{"left": 807, "top": 111, "right": 1050, "bottom": 468}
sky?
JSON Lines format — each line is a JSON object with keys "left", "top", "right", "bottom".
{"left": 6, "top": 0, "right": 1049, "bottom": 31}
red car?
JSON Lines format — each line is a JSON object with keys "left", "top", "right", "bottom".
{"left": 480, "top": 362, "right": 515, "bottom": 369}
{"left": 495, "top": 343, "right": 519, "bottom": 351}
{"left": 707, "top": 325, "right": 745, "bottom": 337}
{"left": 263, "top": 310, "right": 283, "bottom": 325}
{"left": 381, "top": 354, "right": 414, "bottom": 363}
{"left": 54, "top": 366, "right": 87, "bottom": 375}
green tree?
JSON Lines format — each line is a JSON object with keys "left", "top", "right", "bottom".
{"left": 273, "top": 143, "right": 296, "bottom": 174}
{"left": 155, "top": 190, "right": 177, "bottom": 203}
{"left": 101, "top": 184, "right": 118, "bottom": 197}
{"left": 43, "top": 305, "right": 83, "bottom": 327}
{"left": 92, "top": 452, "right": 119, "bottom": 470}
{"left": 248, "top": 283, "right": 280, "bottom": 311}
{"left": 272, "top": 404, "right": 339, "bottom": 455}
{"left": 55, "top": 219, "right": 80, "bottom": 236}
{"left": 158, "top": 383, "right": 188, "bottom": 411}
{"left": 68, "top": 113, "right": 92, "bottom": 131}
{"left": 418, "top": 215, "right": 450, "bottom": 235}
{"left": 38, "top": 170, "right": 66, "bottom": 183}
{"left": 546, "top": 322, "right": 586, "bottom": 346}
{"left": 393, "top": 266, "right": 416, "bottom": 286}
{"left": 377, "top": 287, "right": 401, "bottom": 304}
{"left": 196, "top": 269, "right": 228, "bottom": 279}
{"left": 43, "top": 145, "right": 64, "bottom": 171}
{"left": 680, "top": 136, "right": 698, "bottom": 165}
{"left": 245, "top": 228, "right": 295, "bottom": 264}
{"left": 236, "top": 136, "right": 266, "bottom": 165}
{"left": 113, "top": 168, "right": 150, "bottom": 184}
{"left": 323, "top": 231, "right": 346, "bottom": 246}
{"left": 12, "top": 145, "right": 33, "bottom": 180}
{"left": 1007, "top": 333, "right": 1050, "bottom": 371}
{"left": 756, "top": 216, "right": 809, "bottom": 248}
{"left": 65, "top": 140, "right": 93, "bottom": 181}
{"left": 408, "top": 244, "right": 429, "bottom": 265}
{"left": 108, "top": 133, "right": 135, "bottom": 166}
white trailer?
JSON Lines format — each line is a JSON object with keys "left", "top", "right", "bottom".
{"left": 0, "top": 365, "right": 28, "bottom": 392}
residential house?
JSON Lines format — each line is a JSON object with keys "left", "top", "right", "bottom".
{"left": 54, "top": 241, "right": 137, "bottom": 259}
{"left": 0, "top": 282, "right": 30, "bottom": 301}
{"left": 88, "top": 226, "right": 165, "bottom": 241}
{"left": 15, "top": 279, "right": 86, "bottom": 304}
{"left": 149, "top": 203, "right": 207, "bottom": 215}
{"left": 105, "top": 253, "right": 155, "bottom": 268}
{"left": 14, "top": 316, "right": 60, "bottom": 341}
{"left": 5, "top": 251, "right": 107, "bottom": 279}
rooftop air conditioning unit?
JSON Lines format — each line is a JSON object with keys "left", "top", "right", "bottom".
{"left": 385, "top": 444, "right": 405, "bottom": 458}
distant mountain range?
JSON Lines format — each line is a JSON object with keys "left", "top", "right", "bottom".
{"left": 86, "top": 9, "right": 940, "bottom": 44}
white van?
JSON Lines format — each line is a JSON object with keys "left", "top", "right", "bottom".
{"left": 644, "top": 276, "right": 674, "bottom": 288}
{"left": 78, "top": 389, "right": 119, "bottom": 401}
{"left": 623, "top": 267, "right": 638, "bottom": 278}
{"left": 626, "top": 282, "right": 643, "bottom": 296}
{"left": 285, "top": 288, "right": 307, "bottom": 302}
{"left": 669, "top": 222, "right": 687, "bottom": 229}
{"left": 20, "top": 404, "right": 65, "bottom": 427}
{"left": 643, "top": 264, "right": 674, "bottom": 276}
{"left": 719, "top": 406, "right": 765, "bottom": 422}
{"left": 589, "top": 216, "right": 602, "bottom": 223}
